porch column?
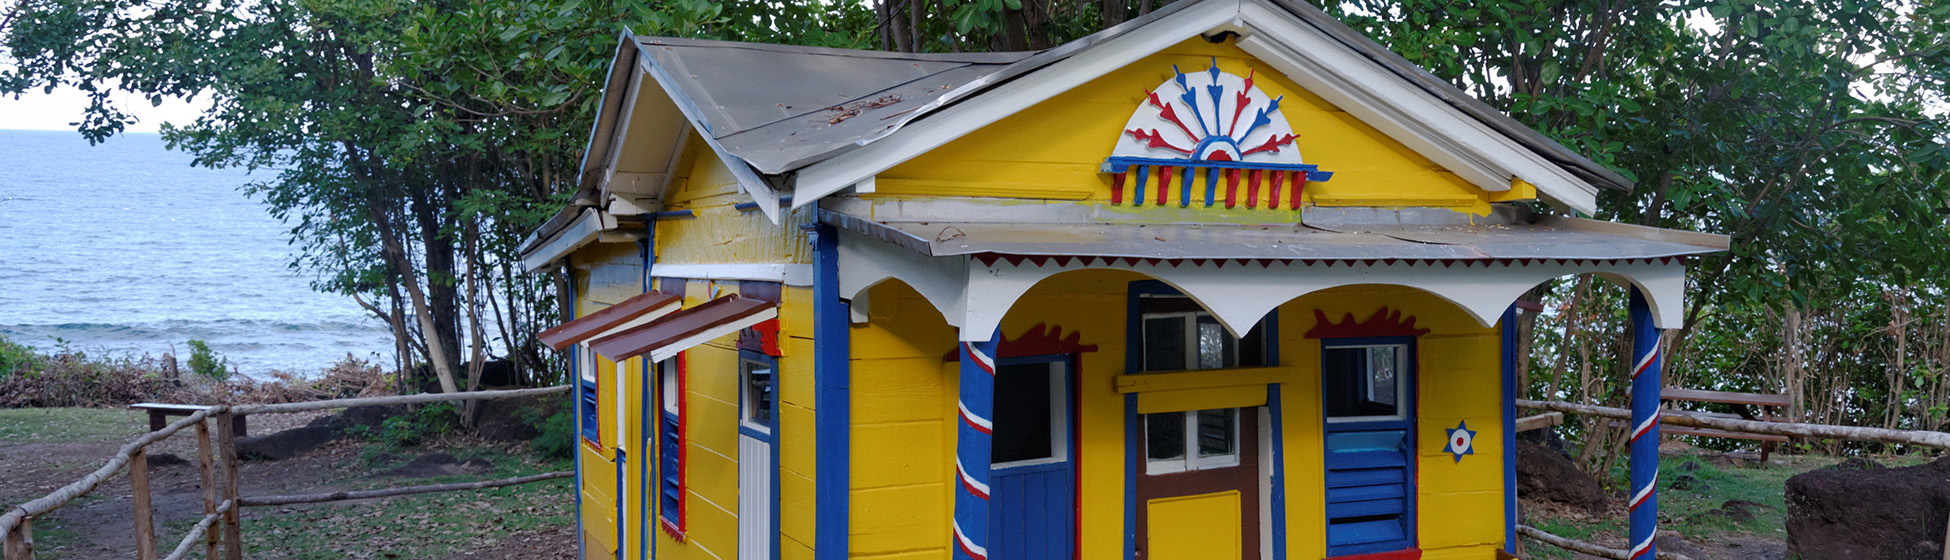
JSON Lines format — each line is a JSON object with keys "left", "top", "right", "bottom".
{"left": 1627, "top": 288, "right": 1662, "bottom": 559}
{"left": 952, "top": 329, "right": 1001, "bottom": 560}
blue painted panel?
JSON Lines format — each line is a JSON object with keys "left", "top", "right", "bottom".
{"left": 1326, "top": 430, "right": 1405, "bottom": 452}
{"left": 1325, "top": 449, "right": 1408, "bottom": 470}
{"left": 1326, "top": 483, "right": 1405, "bottom": 503}
{"left": 1325, "top": 498, "right": 1406, "bottom": 518}
{"left": 1328, "top": 518, "right": 1406, "bottom": 546}
{"left": 1325, "top": 468, "right": 1404, "bottom": 488}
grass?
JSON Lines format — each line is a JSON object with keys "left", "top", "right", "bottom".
{"left": 226, "top": 442, "right": 575, "bottom": 560}
{"left": 0, "top": 407, "right": 146, "bottom": 442}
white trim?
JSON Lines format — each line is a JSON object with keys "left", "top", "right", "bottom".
{"left": 789, "top": 0, "right": 1241, "bottom": 208}
{"left": 739, "top": 355, "right": 776, "bottom": 434}
{"left": 647, "top": 307, "right": 780, "bottom": 363}
{"left": 1322, "top": 343, "right": 1410, "bottom": 423}
{"left": 1143, "top": 408, "right": 1243, "bottom": 474}
{"left": 651, "top": 263, "right": 815, "bottom": 286}
{"left": 521, "top": 208, "right": 609, "bottom": 273}
{"left": 591, "top": 301, "right": 684, "bottom": 341}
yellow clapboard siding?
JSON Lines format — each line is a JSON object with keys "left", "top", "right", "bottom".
{"left": 1115, "top": 366, "right": 1290, "bottom": 393}
{"left": 780, "top": 337, "right": 817, "bottom": 409}
{"left": 851, "top": 421, "right": 946, "bottom": 488}
{"left": 781, "top": 536, "right": 815, "bottom": 560}
{"left": 686, "top": 396, "right": 740, "bottom": 461}
{"left": 1419, "top": 545, "right": 1505, "bottom": 560}
{"left": 849, "top": 484, "right": 950, "bottom": 554}
{"left": 682, "top": 489, "right": 739, "bottom": 560}
{"left": 1145, "top": 491, "right": 1242, "bottom": 560}
{"left": 780, "top": 470, "right": 817, "bottom": 549}
{"left": 1416, "top": 491, "right": 1506, "bottom": 550}
{"left": 850, "top": 358, "right": 949, "bottom": 424}
{"left": 779, "top": 402, "right": 817, "bottom": 477}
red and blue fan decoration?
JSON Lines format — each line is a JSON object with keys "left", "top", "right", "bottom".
{"left": 1103, "top": 60, "right": 1333, "bottom": 209}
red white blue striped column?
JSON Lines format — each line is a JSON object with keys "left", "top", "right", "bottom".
{"left": 1627, "top": 288, "right": 1662, "bottom": 559}
{"left": 953, "top": 330, "right": 1001, "bottom": 560}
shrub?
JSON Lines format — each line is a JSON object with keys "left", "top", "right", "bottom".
{"left": 0, "top": 334, "right": 37, "bottom": 378}
{"left": 355, "top": 402, "right": 461, "bottom": 447}
{"left": 526, "top": 408, "right": 575, "bottom": 460}
{"left": 186, "top": 339, "right": 230, "bottom": 382}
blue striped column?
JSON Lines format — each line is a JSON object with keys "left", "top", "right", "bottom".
{"left": 1627, "top": 288, "right": 1662, "bottom": 559}
{"left": 953, "top": 330, "right": 1001, "bottom": 560}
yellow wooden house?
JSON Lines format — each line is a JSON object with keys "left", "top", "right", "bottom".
{"left": 520, "top": 0, "right": 1728, "bottom": 559}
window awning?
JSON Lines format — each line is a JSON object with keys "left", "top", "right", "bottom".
{"left": 538, "top": 291, "right": 682, "bottom": 351}
{"left": 588, "top": 294, "right": 778, "bottom": 363}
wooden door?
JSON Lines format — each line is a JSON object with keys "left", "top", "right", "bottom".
{"left": 989, "top": 358, "right": 1076, "bottom": 560}
{"left": 1322, "top": 339, "right": 1416, "bottom": 557}
{"left": 1135, "top": 407, "right": 1260, "bottom": 560}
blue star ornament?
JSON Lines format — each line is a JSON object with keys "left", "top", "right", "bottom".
{"left": 1444, "top": 421, "right": 1476, "bottom": 462}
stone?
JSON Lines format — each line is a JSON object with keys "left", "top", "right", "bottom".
{"left": 1787, "top": 456, "right": 1950, "bottom": 560}
{"left": 1656, "top": 531, "right": 1707, "bottom": 559}
{"left": 1515, "top": 440, "right": 1611, "bottom": 514}
{"left": 1716, "top": 499, "right": 1766, "bottom": 523}
{"left": 237, "top": 425, "right": 343, "bottom": 461}
{"left": 145, "top": 452, "right": 190, "bottom": 468}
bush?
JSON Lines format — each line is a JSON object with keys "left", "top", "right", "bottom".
{"left": 353, "top": 402, "right": 460, "bottom": 447}
{"left": 0, "top": 334, "right": 37, "bottom": 378}
{"left": 0, "top": 345, "right": 171, "bottom": 408}
{"left": 186, "top": 339, "right": 230, "bottom": 382}
{"left": 526, "top": 407, "right": 575, "bottom": 459}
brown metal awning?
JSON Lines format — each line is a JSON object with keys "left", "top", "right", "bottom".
{"left": 588, "top": 294, "right": 778, "bottom": 363}
{"left": 538, "top": 291, "right": 682, "bottom": 350}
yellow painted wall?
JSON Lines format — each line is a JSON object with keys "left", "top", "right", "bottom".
{"left": 872, "top": 37, "right": 1507, "bottom": 214}
{"left": 844, "top": 274, "right": 1509, "bottom": 559}
{"left": 656, "top": 130, "right": 815, "bottom": 266}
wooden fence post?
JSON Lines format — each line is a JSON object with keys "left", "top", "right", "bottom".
{"left": 216, "top": 410, "right": 242, "bottom": 560}
{"left": 4, "top": 516, "right": 32, "bottom": 560}
{"left": 196, "top": 419, "right": 218, "bottom": 560}
{"left": 131, "top": 446, "right": 155, "bottom": 560}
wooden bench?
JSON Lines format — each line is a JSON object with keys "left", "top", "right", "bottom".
{"left": 131, "top": 403, "right": 247, "bottom": 437}
{"left": 1660, "top": 387, "right": 1790, "bottom": 463}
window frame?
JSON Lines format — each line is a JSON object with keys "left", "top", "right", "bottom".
{"left": 739, "top": 350, "right": 778, "bottom": 435}
{"left": 1143, "top": 408, "right": 1243, "bottom": 475}
{"left": 991, "top": 359, "right": 1070, "bottom": 470}
{"left": 1322, "top": 339, "right": 1414, "bottom": 425}
{"left": 657, "top": 353, "right": 689, "bottom": 539}
{"left": 576, "top": 343, "right": 602, "bottom": 448}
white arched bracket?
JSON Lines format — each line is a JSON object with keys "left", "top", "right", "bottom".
{"left": 836, "top": 231, "right": 969, "bottom": 328}
{"left": 956, "top": 256, "right": 1691, "bottom": 341}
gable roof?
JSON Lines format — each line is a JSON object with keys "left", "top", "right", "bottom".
{"left": 523, "top": 0, "right": 1634, "bottom": 268}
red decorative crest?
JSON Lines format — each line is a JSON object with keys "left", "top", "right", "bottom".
{"left": 1304, "top": 308, "right": 1430, "bottom": 339}
{"left": 943, "top": 323, "right": 1099, "bottom": 361}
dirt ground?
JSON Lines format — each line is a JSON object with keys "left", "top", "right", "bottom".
{"left": 0, "top": 408, "right": 572, "bottom": 559}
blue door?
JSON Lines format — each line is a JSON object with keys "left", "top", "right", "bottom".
{"left": 1322, "top": 338, "right": 1416, "bottom": 557}
{"left": 989, "top": 357, "right": 1075, "bottom": 560}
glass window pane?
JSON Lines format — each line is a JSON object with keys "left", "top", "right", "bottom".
{"left": 743, "top": 360, "right": 774, "bottom": 426}
{"left": 1323, "top": 347, "right": 1368, "bottom": 418}
{"left": 1196, "top": 408, "right": 1237, "bottom": 458}
{"left": 1195, "top": 316, "right": 1237, "bottom": 370}
{"left": 992, "top": 364, "right": 1054, "bottom": 464}
{"left": 1144, "top": 317, "right": 1186, "bottom": 371}
{"left": 1145, "top": 412, "right": 1186, "bottom": 461}
{"left": 1367, "top": 346, "right": 1399, "bottom": 411}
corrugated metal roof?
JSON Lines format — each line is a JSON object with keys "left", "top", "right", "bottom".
{"left": 821, "top": 208, "right": 1725, "bottom": 261}
{"left": 537, "top": 290, "right": 680, "bottom": 350}
{"left": 587, "top": 294, "right": 776, "bottom": 362}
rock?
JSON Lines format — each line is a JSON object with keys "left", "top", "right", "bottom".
{"left": 1668, "top": 473, "right": 1701, "bottom": 491}
{"left": 1715, "top": 499, "right": 1766, "bottom": 523}
{"left": 341, "top": 404, "right": 405, "bottom": 429}
{"left": 474, "top": 394, "right": 561, "bottom": 443}
{"left": 1787, "top": 456, "right": 1950, "bottom": 560}
{"left": 1656, "top": 532, "right": 1707, "bottom": 559}
{"left": 146, "top": 452, "right": 190, "bottom": 468}
{"left": 237, "top": 425, "right": 343, "bottom": 461}
{"left": 1515, "top": 440, "right": 1610, "bottom": 514}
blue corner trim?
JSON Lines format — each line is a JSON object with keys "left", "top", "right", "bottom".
{"left": 615, "top": 450, "right": 627, "bottom": 560}
{"left": 1501, "top": 306, "right": 1519, "bottom": 550}
{"left": 641, "top": 233, "right": 655, "bottom": 560}
{"left": 1268, "top": 383, "right": 1288, "bottom": 560}
{"left": 813, "top": 224, "right": 852, "bottom": 560}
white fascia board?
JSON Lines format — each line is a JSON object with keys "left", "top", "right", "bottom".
{"left": 596, "top": 65, "right": 647, "bottom": 204}
{"left": 646, "top": 307, "right": 780, "bottom": 363}
{"left": 520, "top": 208, "right": 607, "bottom": 273}
{"left": 1235, "top": 0, "right": 1599, "bottom": 214}
{"left": 651, "top": 263, "right": 816, "bottom": 287}
{"left": 633, "top": 50, "right": 783, "bottom": 224}
{"left": 788, "top": 0, "right": 1243, "bottom": 209}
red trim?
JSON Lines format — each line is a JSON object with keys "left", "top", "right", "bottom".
{"left": 1328, "top": 548, "right": 1422, "bottom": 560}
{"left": 1246, "top": 169, "right": 1263, "bottom": 209}
{"left": 1304, "top": 308, "right": 1432, "bottom": 339}
{"left": 1224, "top": 169, "right": 1240, "bottom": 208}
{"left": 1157, "top": 166, "right": 1173, "bottom": 206}
{"left": 1110, "top": 170, "right": 1127, "bottom": 205}
{"left": 943, "top": 323, "right": 1101, "bottom": 361}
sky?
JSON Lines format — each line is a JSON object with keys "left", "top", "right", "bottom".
{"left": 0, "top": 86, "right": 207, "bottom": 133}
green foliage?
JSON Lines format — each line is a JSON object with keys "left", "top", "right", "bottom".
{"left": 185, "top": 339, "right": 230, "bottom": 382}
{"left": 523, "top": 406, "right": 576, "bottom": 459}
{"left": 359, "top": 402, "right": 461, "bottom": 447}
{"left": 0, "top": 334, "right": 38, "bottom": 379}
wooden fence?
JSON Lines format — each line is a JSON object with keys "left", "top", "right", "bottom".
{"left": 0, "top": 385, "right": 571, "bottom": 560}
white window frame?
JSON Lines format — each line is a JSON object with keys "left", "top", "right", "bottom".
{"left": 739, "top": 355, "right": 775, "bottom": 435}
{"left": 1323, "top": 343, "right": 1411, "bottom": 424}
{"left": 992, "top": 361, "right": 1068, "bottom": 470}
{"left": 1144, "top": 408, "right": 1242, "bottom": 474}
{"left": 660, "top": 358, "right": 680, "bottom": 415}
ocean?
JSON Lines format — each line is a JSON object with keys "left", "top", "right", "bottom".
{"left": 0, "top": 129, "right": 394, "bottom": 376}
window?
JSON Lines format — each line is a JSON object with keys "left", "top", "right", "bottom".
{"left": 1145, "top": 408, "right": 1240, "bottom": 474}
{"left": 1324, "top": 343, "right": 1409, "bottom": 422}
{"left": 657, "top": 355, "right": 687, "bottom": 537}
{"left": 1132, "top": 289, "right": 1268, "bottom": 474}
{"left": 577, "top": 345, "right": 600, "bottom": 445}
{"left": 992, "top": 361, "right": 1066, "bottom": 467}
{"left": 1138, "top": 294, "right": 1266, "bottom": 371}
{"left": 740, "top": 353, "right": 777, "bottom": 433}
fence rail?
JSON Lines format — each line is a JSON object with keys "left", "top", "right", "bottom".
{"left": 1, "top": 385, "right": 571, "bottom": 560}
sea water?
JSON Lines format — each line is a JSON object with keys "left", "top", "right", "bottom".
{"left": 0, "top": 129, "right": 393, "bottom": 376}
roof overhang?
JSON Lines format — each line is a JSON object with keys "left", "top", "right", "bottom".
{"left": 538, "top": 290, "right": 682, "bottom": 350}
{"left": 588, "top": 294, "right": 777, "bottom": 363}
{"left": 520, "top": 208, "right": 622, "bottom": 273}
